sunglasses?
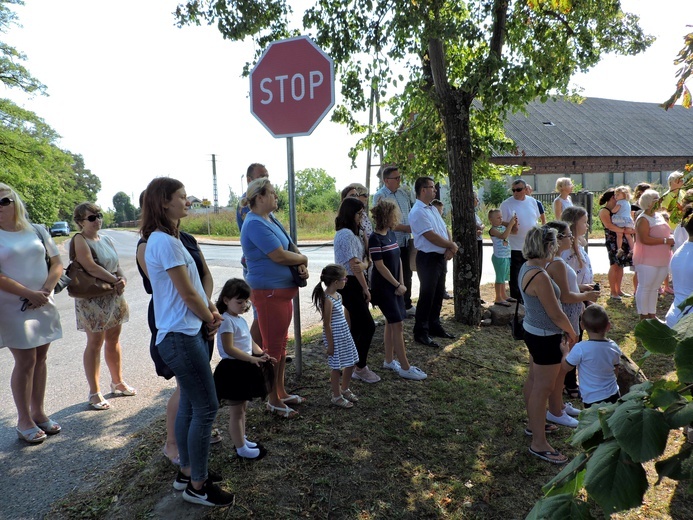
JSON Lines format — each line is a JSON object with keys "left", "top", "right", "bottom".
{"left": 512, "top": 187, "right": 525, "bottom": 193}
{"left": 84, "top": 213, "right": 103, "bottom": 222}
{"left": 0, "top": 197, "right": 15, "bottom": 206}
{"left": 385, "top": 176, "right": 401, "bottom": 181}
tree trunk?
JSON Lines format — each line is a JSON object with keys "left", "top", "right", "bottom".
{"left": 428, "top": 38, "right": 481, "bottom": 325}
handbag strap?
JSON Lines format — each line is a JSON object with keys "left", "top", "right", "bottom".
{"left": 69, "top": 233, "right": 101, "bottom": 266}
{"left": 31, "top": 224, "right": 51, "bottom": 266}
{"left": 514, "top": 268, "right": 545, "bottom": 318}
{"left": 268, "top": 214, "right": 297, "bottom": 249}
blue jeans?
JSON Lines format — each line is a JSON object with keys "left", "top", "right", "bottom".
{"left": 157, "top": 328, "right": 219, "bottom": 482}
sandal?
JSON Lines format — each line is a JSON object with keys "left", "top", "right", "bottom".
{"left": 210, "top": 428, "right": 223, "bottom": 444}
{"left": 16, "top": 426, "right": 47, "bottom": 444}
{"left": 524, "top": 424, "right": 559, "bottom": 436}
{"left": 281, "top": 394, "right": 307, "bottom": 405}
{"left": 162, "top": 445, "right": 180, "bottom": 466}
{"left": 505, "top": 297, "right": 517, "bottom": 303}
{"left": 528, "top": 447, "right": 568, "bottom": 464}
{"left": 35, "top": 419, "right": 61, "bottom": 435}
{"left": 494, "top": 301, "right": 512, "bottom": 307}
{"left": 266, "top": 402, "right": 298, "bottom": 418}
{"left": 88, "top": 392, "right": 110, "bottom": 410}
{"left": 110, "top": 381, "right": 137, "bottom": 396}
{"left": 341, "top": 389, "right": 359, "bottom": 402}
{"left": 331, "top": 395, "right": 354, "bottom": 409}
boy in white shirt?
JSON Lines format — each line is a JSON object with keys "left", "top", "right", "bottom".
{"left": 561, "top": 304, "right": 621, "bottom": 408}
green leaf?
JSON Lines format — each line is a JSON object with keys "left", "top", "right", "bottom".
{"left": 675, "top": 337, "right": 693, "bottom": 383}
{"left": 628, "top": 382, "right": 654, "bottom": 394}
{"left": 650, "top": 380, "right": 684, "bottom": 409}
{"left": 525, "top": 494, "right": 593, "bottom": 520}
{"left": 674, "top": 312, "right": 693, "bottom": 342}
{"left": 663, "top": 400, "right": 693, "bottom": 428}
{"left": 677, "top": 294, "right": 693, "bottom": 313}
{"left": 584, "top": 441, "right": 648, "bottom": 514}
{"left": 542, "top": 452, "right": 588, "bottom": 496}
{"left": 634, "top": 319, "right": 678, "bottom": 355}
{"left": 655, "top": 443, "right": 693, "bottom": 483}
{"left": 607, "top": 400, "right": 669, "bottom": 462}
{"left": 571, "top": 405, "right": 614, "bottom": 448}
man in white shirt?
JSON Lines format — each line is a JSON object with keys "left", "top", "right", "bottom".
{"left": 500, "top": 178, "right": 541, "bottom": 302}
{"left": 409, "top": 176, "right": 459, "bottom": 347}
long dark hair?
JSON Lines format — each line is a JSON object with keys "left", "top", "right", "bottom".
{"left": 335, "top": 197, "right": 363, "bottom": 235}
{"left": 216, "top": 278, "right": 251, "bottom": 314}
{"left": 140, "top": 178, "right": 184, "bottom": 240}
{"left": 312, "top": 263, "right": 347, "bottom": 319}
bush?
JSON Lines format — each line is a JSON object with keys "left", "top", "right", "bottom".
{"left": 179, "top": 212, "right": 239, "bottom": 237}
{"left": 483, "top": 179, "right": 509, "bottom": 207}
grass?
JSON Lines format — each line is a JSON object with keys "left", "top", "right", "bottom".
{"left": 46, "top": 276, "right": 692, "bottom": 519}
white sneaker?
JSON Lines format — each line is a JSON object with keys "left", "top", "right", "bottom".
{"left": 406, "top": 305, "right": 416, "bottom": 318}
{"left": 563, "top": 402, "right": 581, "bottom": 417}
{"left": 546, "top": 410, "right": 578, "bottom": 428}
{"left": 398, "top": 366, "right": 427, "bottom": 380}
{"left": 352, "top": 366, "right": 381, "bottom": 383}
{"left": 382, "top": 359, "right": 402, "bottom": 371}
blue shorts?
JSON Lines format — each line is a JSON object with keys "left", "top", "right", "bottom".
{"left": 491, "top": 255, "right": 510, "bottom": 284}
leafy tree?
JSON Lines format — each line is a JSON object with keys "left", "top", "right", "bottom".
{"left": 529, "top": 296, "right": 693, "bottom": 518}
{"left": 0, "top": 0, "right": 46, "bottom": 95}
{"left": 663, "top": 29, "right": 693, "bottom": 110}
{"left": 175, "top": 0, "right": 651, "bottom": 324}
{"left": 112, "top": 191, "right": 136, "bottom": 223}
{"left": 227, "top": 185, "right": 239, "bottom": 209}
{"left": 71, "top": 154, "right": 101, "bottom": 203}
{"left": 287, "top": 167, "right": 340, "bottom": 212}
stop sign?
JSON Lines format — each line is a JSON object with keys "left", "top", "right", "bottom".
{"left": 250, "top": 36, "right": 335, "bottom": 138}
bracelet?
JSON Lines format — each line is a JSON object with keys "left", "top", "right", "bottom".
{"left": 663, "top": 237, "right": 667, "bottom": 245}
{"left": 395, "top": 283, "right": 401, "bottom": 289}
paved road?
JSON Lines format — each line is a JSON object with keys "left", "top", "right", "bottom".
{"left": 0, "top": 231, "right": 611, "bottom": 518}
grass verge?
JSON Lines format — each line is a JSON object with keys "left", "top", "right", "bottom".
{"left": 46, "top": 275, "right": 692, "bottom": 519}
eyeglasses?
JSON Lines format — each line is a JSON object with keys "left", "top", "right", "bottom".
{"left": 385, "top": 176, "right": 401, "bottom": 181}
{"left": 84, "top": 213, "right": 103, "bottom": 222}
{"left": 512, "top": 187, "right": 525, "bottom": 193}
{"left": 0, "top": 197, "right": 15, "bottom": 206}
{"left": 558, "top": 234, "right": 574, "bottom": 240}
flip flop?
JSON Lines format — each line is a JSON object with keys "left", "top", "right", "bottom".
{"left": 35, "top": 419, "right": 61, "bottom": 435}
{"left": 524, "top": 424, "right": 559, "bottom": 436}
{"left": 494, "top": 301, "right": 512, "bottom": 307}
{"left": 528, "top": 447, "right": 568, "bottom": 464}
{"left": 505, "top": 297, "right": 517, "bottom": 303}
{"left": 281, "top": 394, "right": 307, "bottom": 405}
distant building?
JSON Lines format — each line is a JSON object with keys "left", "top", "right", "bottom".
{"left": 491, "top": 97, "right": 692, "bottom": 192}
{"left": 187, "top": 195, "right": 203, "bottom": 209}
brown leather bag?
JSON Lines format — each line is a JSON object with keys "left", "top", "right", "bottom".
{"left": 66, "top": 234, "right": 115, "bottom": 299}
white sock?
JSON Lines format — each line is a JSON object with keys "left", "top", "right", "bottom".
{"left": 237, "top": 445, "right": 261, "bottom": 459}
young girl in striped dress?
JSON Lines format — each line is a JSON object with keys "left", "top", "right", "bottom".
{"left": 312, "top": 264, "right": 360, "bottom": 408}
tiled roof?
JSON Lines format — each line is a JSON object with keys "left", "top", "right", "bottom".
{"left": 497, "top": 97, "right": 693, "bottom": 158}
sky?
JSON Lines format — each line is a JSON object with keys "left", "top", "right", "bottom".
{"left": 2, "top": 0, "right": 692, "bottom": 210}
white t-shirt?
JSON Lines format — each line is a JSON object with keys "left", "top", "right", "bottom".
{"left": 145, "top": 231, "right": 208, "bottom": 345}
{"left": 409, "top": 200, "right": 449, "bottom": 254}
{"left": 673, "top": 225, "right": 689, "bottom": 253}
{"left": 500, "top": 196, "right": 541, "bottom": 251}
{"left": 565, "top": 338, "right": 621, "bottom": 405}
{"left": 216, "top": 312, "right": 252, "bottom": 359}
{"left": 666, "top": 241, "right": 693, "bottom": 327}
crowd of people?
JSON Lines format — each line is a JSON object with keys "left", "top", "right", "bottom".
{"left": 2, "top": 167, "right": 692, "bottom": 501}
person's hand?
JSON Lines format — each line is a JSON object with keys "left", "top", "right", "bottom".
{"left": 206, "top": 311, "right": 223, "bottom": 338}
{"left": 363, "top": 287, "right": 371, "bottom": 303}
{"left": 560, "top": 336, "right": 571, "bottom": 357}
{"left": 585, "top": 291, "right": 600, "bottom": 303}
{"left": 476, "top": 229, "right": 483, "bottom": 237}
{"left": 351, "top": 260, "right": 362, "bottom": 274}
{"left": 449, "top": 242, "right": 459, "bottom": 254}
{"left": 624, "top": 227, "right": 635, "bottom": 234}
{"left": 114, "top": 276, "right": 126, "bottom": 295}
{"left": 327, "top": 345, "right": 335, "bottom": 356}
{"left": 567, "top": 330, "right": 578, "bottom": 347}
{"left": 25, "top": 289, "right": 49, "bottom": 309}
{"left": 297, "top": 264, "right": 309, "bottom": 279}
{"left": 444, "top": 249, "right": 454, "bottom": 261}
{"left": 395, "top": 284, "right": 406, "bottom": 296}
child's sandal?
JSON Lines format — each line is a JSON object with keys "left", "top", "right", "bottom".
{"left": 331, "top": 395, "right": 354, "bottom": 409}
{"left": 341, "top": 388, "right": 359, "bottom": 402}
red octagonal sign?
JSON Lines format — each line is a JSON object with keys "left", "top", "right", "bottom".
{"left": 250, "top": 36, "right": 335, "bottom": 138}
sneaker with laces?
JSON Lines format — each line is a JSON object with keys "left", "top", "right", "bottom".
{"left": 173, "top": 469, "right": 222, "bottom": 491}
{"left": 563, "top": 402, "right": 582, "bottom": 417}
{"left": 182, "top": 479, "right": 234, "bottom": 507}
{"left": 351, "top": 365, "right": 381, "bottom": 383}
{"left": 382, "top": 359, "right": 401, "bottom": 371}
{"left": 398, "top": 366, "right": 427, "bottom": 380}
{"left": 546, "top": 410, "right": 578, "bottom": 428}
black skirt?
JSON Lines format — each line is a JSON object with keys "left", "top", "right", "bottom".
{"left": 213, "top": 358, "right": 273, "bottom": 402}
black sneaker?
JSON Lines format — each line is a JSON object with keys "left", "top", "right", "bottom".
{"left": 182, "top": 479, "right": 234, "bottom": 507}
{"left": 173, "top": 469, "right": 222, "bottom": 491}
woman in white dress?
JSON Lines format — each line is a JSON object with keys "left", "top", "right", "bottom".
{"left": 72, "top": 202, "right": 134, "bottom": 410}
{"left": 0, "top": 183, "right": 63, "bottom": 443}
{"left": 553, "top": 178, "right": 574, "bottom": 220}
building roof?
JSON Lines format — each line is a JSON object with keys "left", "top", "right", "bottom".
{"left": 497, "top": 97, "right": 693, "bottom": 158}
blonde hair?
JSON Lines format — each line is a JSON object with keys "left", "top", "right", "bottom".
{"left": 555, "top": 177, "right": 573, "bottom": 192}
{"left": 614, "top": 185, "right": 632, "bottom": 199}
{"left": 522, "top": 226, "right": 558, "bottom": 260}
{"left": 370, "top": 199, "right": 401, "bottom": 231}
{"left": 0, "top": 183, "right": 32, "bottom": 230}
{"left": 241, "top": 178, "right": 273, "bottom": 209}
{"left": 668, "top": 170, "right": 684, "bottom": 186}
{"left": 560, "top": 205, "right": 588, "bottom": 268}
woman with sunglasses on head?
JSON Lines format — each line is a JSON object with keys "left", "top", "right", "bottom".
{"left": 72, "top": 202, "right": 134, "bottom": 410}
{"left": 0, "top": 184, "right": 63, "bottom": 443}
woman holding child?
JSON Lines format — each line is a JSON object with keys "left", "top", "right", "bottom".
{"left": 598, "top": 189, "right": 633, "bottom": 300}
{"left": 520, "top": 226, "right": 578, "bottom": 464}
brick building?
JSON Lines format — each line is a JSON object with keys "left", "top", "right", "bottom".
{"left": 491, "top": 97, "right": 692, "bottom": 192}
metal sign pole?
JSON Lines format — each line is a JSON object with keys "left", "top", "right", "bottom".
{"left": 286, "top": 136, "right": 302, "bottom": 376}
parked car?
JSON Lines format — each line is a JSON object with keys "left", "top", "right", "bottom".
{"left": 50, "top": 221, "right": 70, "bottom": 237}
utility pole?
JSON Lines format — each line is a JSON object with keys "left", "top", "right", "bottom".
{"left": 212, "top": 154, "right": 219, "bottom": 213}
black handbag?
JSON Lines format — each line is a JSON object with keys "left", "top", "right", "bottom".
{"left": 509, "top": 269, "right": 544, "bottom": 340}
{"left": 269, "top": 215, "right": 307, "bottom": 288}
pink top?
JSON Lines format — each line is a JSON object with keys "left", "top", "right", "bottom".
{"left": 633, "top": 213, "right": 673, "bottom": 267}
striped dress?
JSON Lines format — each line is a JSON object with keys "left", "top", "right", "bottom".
{"left": 323, "top": 294, "right": 359, "bottom": 370}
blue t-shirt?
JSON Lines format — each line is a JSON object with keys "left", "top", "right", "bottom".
{"left": 236, "top": 192, "right": 250, "bottom": 231}
{"left": 240, "top": 212, "right": 294, "bottom": 289}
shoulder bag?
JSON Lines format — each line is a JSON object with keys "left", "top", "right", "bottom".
{"left": 66, "top": 233, "right": 115, "bottom": 299}
{"left": 509, "top": 269, "right": 544, "bottom": 341}
{"left": 31, "top": 224, "right": 71, "bottom": 294}
{"left": 268, "top": 215, "right": 307, "bottom": 288}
